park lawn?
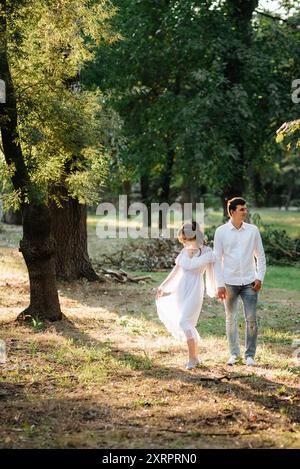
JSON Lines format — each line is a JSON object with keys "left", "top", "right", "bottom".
{"left": 0, "top": 221, "right": 300, "bottom": 449}
{"left": 88, "top": 206, "right": 300, "bottom": 238}
{"left": 253, "top": 208, "right": 300, "bottom": 239}
{"left": 202, "top": 208, "right": 300, "bottom": 238}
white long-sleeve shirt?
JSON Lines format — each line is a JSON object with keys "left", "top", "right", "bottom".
{"left": 213, "top": 221, "right": 266, "bottom": 288}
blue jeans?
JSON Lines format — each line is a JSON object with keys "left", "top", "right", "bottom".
{"left": 224, "top": 283, "right": 258, "bottom": 358}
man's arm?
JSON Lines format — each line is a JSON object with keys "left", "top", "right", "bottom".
{"left": 254, "top": 227, "right": 266, "bottom": 283}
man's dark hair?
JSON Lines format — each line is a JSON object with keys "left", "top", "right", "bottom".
{"left": 227, "top": 197, "right": 246, "bottom": 216}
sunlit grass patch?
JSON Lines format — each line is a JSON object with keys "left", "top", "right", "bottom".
{"left": 253, "top": 208, "right": 300, "bottom": 239}
{"left": 76, "top": 362, "right": 111, "bottom": 386}
{"left": 255, "top": 343, "right": 299, "bottom": 375}
{"left": 263, "top": 266, "right": 300, "bottom": 292}
{"left": 117, "top": 350, "right": 153, "bottom": 371}
{"left": 199, "top": 336, "right": 228, "bottom": 362}
{"left": 116, "top": 314, "right": 159, "bottom": 337}
{"left": 133, "top": 397, "right": 167, "bottom": 407}
{"left": 203, "top": 208, "right": 300, "bottom": 238}
{"left": 260, "top": 328, "right": 297, "bottom": 346}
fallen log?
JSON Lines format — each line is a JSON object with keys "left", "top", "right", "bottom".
{"left": 127, "top": 275, "right": 152, "bottom": 282}
{"left": 100, "top": 267, "right": 152, "bottom": 284}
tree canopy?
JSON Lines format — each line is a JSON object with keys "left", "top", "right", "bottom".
{"left": 83, "top": 0, "right": 300, "bottom": 208}
{"left": 1, "top": 0, "right": 120, "bottom": 211}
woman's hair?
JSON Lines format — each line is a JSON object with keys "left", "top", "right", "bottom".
{"left": 177, "top": 221, "right": 205, "bottom": 247}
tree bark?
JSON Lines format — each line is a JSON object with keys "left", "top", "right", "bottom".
{"left": 160, "top": 149, "right": 175, "bottom": 203}
{"left": 252, "top": 170, "right": 264, "bottom": 207}
{"left": 222, "top": 162, "right": 245, "bottom": 218}
{"left": 19, "top": 205, "right": 62, "bottom": 321}
{"left": 123, "top": 179, "right": 131, "bottom": 214}
{"left": 159, "top": 148, "right": 175, "bottom": 229}
{"left": 50, "top": 190, "right": 99, "bottom": 281}
{"left": 221, "top": 1, "right": 259, "bottom": 217}
{"left": 284, "top": 186, "right": 293, "bottom": 211}
{"left": 0, "top": 0, "right": 62, "bottom": 321}
{"left": 140, "top": 174, "right": 152, "bottom": 227}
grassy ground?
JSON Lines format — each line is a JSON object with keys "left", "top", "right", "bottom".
{"left": 203, "top": 208, "right": 300, "bottom": 238}
{"left": 88, "top": 206, "right": 300, "bottom": 238}
{"left": 0, "top": 212, "right": 299, "bottom": 449}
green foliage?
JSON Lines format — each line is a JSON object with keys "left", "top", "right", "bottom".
{"left": 83, "top": 1, "right": 300, "bottom": 206}
{"left": 275, "top": 120, "right": 300, "bottom": 207}
{"left": 276, "top": 120, "right": 300, "bottom": 156}
{"left": 2, "top": 0, "right": 120, "bottom": 208}
{"left": 27, "top": 316, "right": 45, "bottom": 332}
{"left": 261, "top": 228, "right": 300, "bottom": 266}
{"left": 84, "top": 1, "right": 228, "bottom": 199}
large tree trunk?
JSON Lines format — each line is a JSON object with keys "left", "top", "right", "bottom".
{"left": 160, "top": 149, "right": 175, "bottom": 203}
{"left": 19, "top": 205, "right": 62, "bottom": 321}
{"left": 159, "top": 148, "right": 175, "bottom": 229}
{"left": 0, "top": 0, "right": 62, "bottom": 321}
{"left": 50, "top": 191, "right": 99, "bottom": 281}
{"left": 140, "top": 174, "right": 152, "bottom": 227}
{"left": 123, "top": 179, "right": 131, "bottom": 215}
{"left": 284, "top": 185, "right": 293, "bottom": 211}
{"left": 222, "top": 163, "right": 245, "bottom": 218}
{"left": 252, "top": 170, "right": 264, "bottom": 207}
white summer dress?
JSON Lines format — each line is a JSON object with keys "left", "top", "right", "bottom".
{"left": 156, "top": 246, "right": 216, "bottom": 343}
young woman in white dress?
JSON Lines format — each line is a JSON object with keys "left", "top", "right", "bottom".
{"left": 155, "top": 222, "right": 216, "bottom": 370}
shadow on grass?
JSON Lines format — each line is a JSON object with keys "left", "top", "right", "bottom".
{"left": 34, "top": 317, "right": 300, "bottom": 425}
{"left": 0, "top": 316, "right": 299, "bottom": 449}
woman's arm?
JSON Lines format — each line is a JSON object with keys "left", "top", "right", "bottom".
{"left": 156, "top": 264, "right": 180, "bottom": 299}
{"left": 176, "top": 250, "right": 215, "bottom": 272}
{"left": 159, "top": 264, "right": 180, "bottom": 288}
{"left": 205, "top": 262, "right": 217, "bottom": 298}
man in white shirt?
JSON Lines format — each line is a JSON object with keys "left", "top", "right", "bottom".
{"left": 214, "top": 197, "right": 266, "bottom": 366}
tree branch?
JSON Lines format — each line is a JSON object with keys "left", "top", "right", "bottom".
{"left": 255, "top": 9, "right": 288, "bottom": 23}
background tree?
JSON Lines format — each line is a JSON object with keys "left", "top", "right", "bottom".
{"left": 84, "top": 0, "right": 300, "bottom": 214}
{"left": 0, "top": 0, "right": 118, "bottom": 319}
{"left": 276, "top": 119, "right": 300, "bottom": 208}
{"left": 83, "top": 0, "right": 206, "bottom": 215}
{"left": 0, "top": 0, "right": 62, "bottom": 320}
